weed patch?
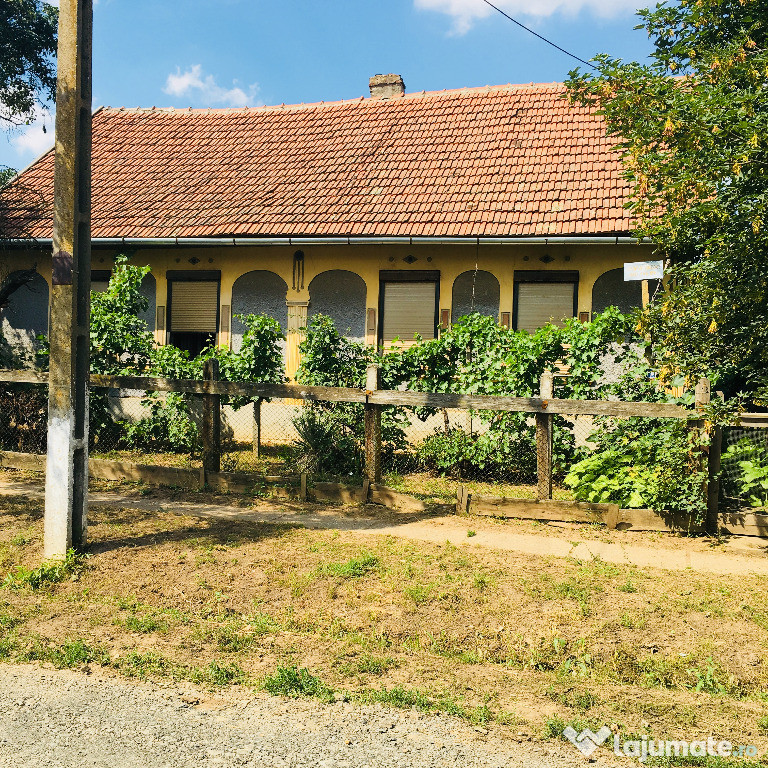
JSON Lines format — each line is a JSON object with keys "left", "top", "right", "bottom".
{"left": 339, "top": 654, "right": 398, "bottom": 677}
{"left": 2, "top": 549, "right": 87, "bottom": 590}
{"left": 16, "top": 638, "right": 108, "bottom": 669}
{"left": 191, "top": 661, "right": 246, "bottom": 687}
{"left": 317, "top": 552, "right": 380, "bottom": 579}
{"left": 262, "top": 665, "right": 335, "bottom": 702}
{"left": 122, "top": 614, "right": 168, "bottom": 634}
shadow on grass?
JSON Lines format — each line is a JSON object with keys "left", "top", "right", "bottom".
{"left": 85, "top": 514, "right": 303, "bottom": 555}
{"left": 0, "top": 496, "right": 43, "bottom": 524}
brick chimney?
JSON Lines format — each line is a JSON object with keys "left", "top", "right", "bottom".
{"left": 369, "top": 74, "right": 405, "bottom": 100}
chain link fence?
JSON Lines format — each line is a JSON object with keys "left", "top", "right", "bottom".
{"left": 720, "top": 425, "right": 768, "bottom": 510}
{"left": 0, "top": 378, "right": 706, "bottom": 512}
{"left": 0, "top": 383, "right": 48, "bottom": 455}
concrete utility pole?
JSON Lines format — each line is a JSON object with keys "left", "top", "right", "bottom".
{"left": 44, "top": 0, "right": 93, "bottom": 559}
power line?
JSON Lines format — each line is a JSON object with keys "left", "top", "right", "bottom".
{"left": 479, "top": 0, "right": 594, "bottom": 69}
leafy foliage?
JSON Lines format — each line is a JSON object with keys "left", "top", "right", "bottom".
{"left": 262, "top": 665, "right": 335, "bottom": 702}
{"left": 90, "top": 255, "right": 153, "bottom": 375}
{"left": 297, "top": 310, "right": 646, "bottom": 481}
{"left": 565, "top": 418, "right": 707, "bottom": 519}
{"left": 2, "top": 548, "right": 87, "bottom": 590}
{"left": 721, "top": 436, "right": 768, "bottom": 507}
{"left": 295, "top": 315, "right": 407, "bottom": 475}
{"left": 567, "top": 0, "right": 768, "bottom": 397}
{"left": 0, "top": 0, "right": 57, "bottom": 124}
{"left": 86, "top": 257, "right": 285, "bottom": 455}
{"left": 292, "top": 406, "right": 362, "bottom": 478}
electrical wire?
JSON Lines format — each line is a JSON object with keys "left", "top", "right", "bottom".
{"left": 479, "top": 0, "right": 594, "bottom": 69}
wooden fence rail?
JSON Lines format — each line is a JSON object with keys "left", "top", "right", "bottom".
{"left": 0, "top": 370, "right": 693, "bottom": 419}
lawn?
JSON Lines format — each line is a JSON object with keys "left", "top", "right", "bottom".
{"left": 0, "top": 489, "right": 766, "bottom": 765}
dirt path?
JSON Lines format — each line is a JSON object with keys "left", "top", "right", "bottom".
{"left": 2, "top": 475, "right": 766, "bottom": 576}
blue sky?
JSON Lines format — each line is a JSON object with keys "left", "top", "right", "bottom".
{"left": 1, "top": 0, "right": 653, "bottom": 171}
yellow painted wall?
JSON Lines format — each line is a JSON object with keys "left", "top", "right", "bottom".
{"left": 1, "top": 241, "right": 655, "bottom": 370}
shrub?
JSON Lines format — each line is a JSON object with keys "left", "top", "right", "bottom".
{"left": 292, "top": 406, "right": 362, "bottom": 478}
{"left": 565, "top": 418, "right": 707, "bottom": 519}
{"left": 120, "top": 392, "right": 199, "bottom": 454}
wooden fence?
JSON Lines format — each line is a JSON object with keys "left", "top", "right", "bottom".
{"left": 2, "top": 367, "right": 766, "bottom": 537}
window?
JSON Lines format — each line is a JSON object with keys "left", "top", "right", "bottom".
{"left": 91, "top": 270, "right": 111, "bottom": 293}
{"left": 379, "top": 270, "right": 439, "bottom": 345}
{"left": 167, "top": 270, "right": 220, "bottom": 356}
{"left": 513, "top": 271, "right": 578, "bottom": 333}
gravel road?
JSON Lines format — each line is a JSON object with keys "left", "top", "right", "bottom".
{"left": 0, "top": 663, "right": 600, "bottom": 768}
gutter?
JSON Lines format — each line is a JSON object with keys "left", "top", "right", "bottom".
{"left": 7, "top": 235, "right": 652, "bottom": 248}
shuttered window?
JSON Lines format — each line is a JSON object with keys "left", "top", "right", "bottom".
{"left": 170, "top": 281, "right": 218, "bottom": 333}
{"left": 382, "top": 282, "right": 437, "bottom": 342}
{"left": 91, "top": 280, "right": 110, "bottom": 294}
{"left": 515, "top": 282, "right": 575, "bottom": 333}
{"left": 91, "top": 270, "right": 111, "bottom": 294}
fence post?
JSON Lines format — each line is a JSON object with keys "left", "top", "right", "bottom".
{"left": 694, "top": 377, "right": 715, "bottom": 532}
{"left": 364, "top": 364, "right": 382, "bottom": 487}
{"left": 707, "top": 398, "right": 723, "bottom": 536}
{"left": 536, "top": 370, "right": 554, "bottom": 501}
{"left": 252, "top": 397, "right": 262, "bottom": 459}
{"left": 202, "top": 358, "right": 221, "bottom": 478}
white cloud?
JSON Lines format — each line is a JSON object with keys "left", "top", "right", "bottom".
{"left": 415, "top": 0, "right": 641, "bottom": 34}
{"left": 163, "top": 65, "right": 261, "bottom": 108}
{"left": 9, "top": 108, "right": 55, "bottom": 158}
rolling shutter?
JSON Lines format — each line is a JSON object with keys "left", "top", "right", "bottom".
{"left": 382, "top": 282, "right": 436, "bottom": 342}
{"left": 516, "top": 282, "right": 575, "bottom": 333}
{"left": 170, "top": 281, "right": 218, "bottom": 333}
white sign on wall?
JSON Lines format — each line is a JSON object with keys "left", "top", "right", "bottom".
{"left": 624, "top": 260, "right": 664, "bottom": 281}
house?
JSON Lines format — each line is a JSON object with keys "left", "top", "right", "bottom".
{"left": 0, "top": 74, "right": 654, "bottom": 375}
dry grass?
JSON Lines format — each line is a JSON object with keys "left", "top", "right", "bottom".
{"left": 0, "top": 492, "right": 767, "bottom": 757}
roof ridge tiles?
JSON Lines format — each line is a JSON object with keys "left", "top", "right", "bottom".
{"left": 99, "top": 80, "right": 569, "bottom": 117}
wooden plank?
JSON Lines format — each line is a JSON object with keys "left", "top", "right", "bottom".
{"left": 718, "top": 512, "right": 768, "bottom": 538}
{"left": 536, "top": 371, "right": 554, "bottom": 500}
{"left": 467, "top": 497, "right": 702, "bottom": 533}
{"left": 0, "top": 370, "right": 49, "bottom": 384}
{"left": 0, "top": 370, "right": 692, "bottom": 418}
{"left": 311, "top": 482, "right": 366, "bottom": 505}
{"left": 469, "top": 497, "right": 617, "bottom": 522}
{"left": 89, "top": 375, "right": 368, "bottom": 404}
{"left": 201, "top": 359, "right": 221, "bottom": 473}
{"left": 87, "top": 458, "right": 301, "bottom": 495}
{"left": 0, "top": 369, "right": 691, "bottom": 418}
{"left": 617, "top": 508, "right": 702, "bottom": 533}
{"left": 369, "top": 485, "right": 435, "bottom": 513}
{"left": 368, "top": 390, "right": 690, "bottom": 419}
{"left": 738, "top": 413, "right": 768, "bottom": 429}
{"left": 88, "top": 459, "right": 200, "bottom": 490}
{"left": 364, "top": 364, "right": 382, "bottom": 483}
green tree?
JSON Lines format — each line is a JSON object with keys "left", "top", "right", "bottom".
{"left": 0, "top": 0, "right": 58, "bottom": 124}
{"left": 567, "top": 0, "right": 768, "bottom": 397}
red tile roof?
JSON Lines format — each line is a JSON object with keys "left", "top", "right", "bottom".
{"left": 2, "top": 82, "right": 633, "bottom": 239}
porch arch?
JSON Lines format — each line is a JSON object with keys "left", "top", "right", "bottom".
{"left": 451, "top": 270, "right": 500, "bottom": 322}
{"left": 308, "top": 270, "right": 366, "bottom": 341}
{"left": 231, "top": 270, "right": 288, "bottom": 351}
{"left": 591, "top": 267, "right": 660, "bottom": 316}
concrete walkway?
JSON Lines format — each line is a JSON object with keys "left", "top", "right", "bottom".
{"left": 2, "top": 477, "right": 767, "bottom": 577}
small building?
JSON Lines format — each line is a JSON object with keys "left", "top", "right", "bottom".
{"left": 0, "top": 75, "right": 653, "bottom": 374}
